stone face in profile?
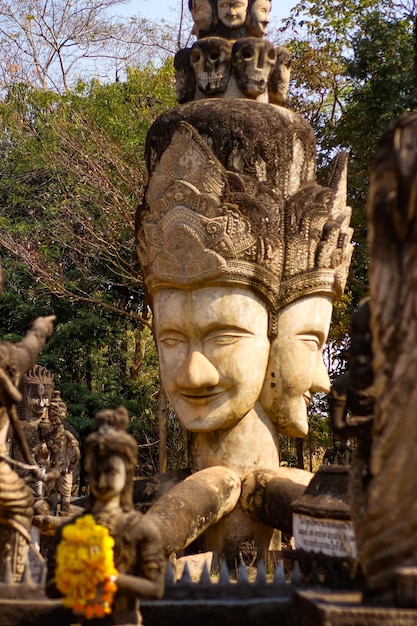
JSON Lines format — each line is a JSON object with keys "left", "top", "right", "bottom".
{"left": 190, "top": 37, "right": 233, "bottom": 97}
{"left": 173, "top": 48, "right": 196, "bottom": 104}
{"left": 260, "top": 295, "right": 334, "bottom": 438}
{"left": 268, "top": 46, "right": 292, "bottom": 106}
{"left": 154, "top": 286, "right": 270, "bottom": 433}
{"left": 246, "top": 0, "right": 271, "bottom": 37}
{"left": 190, "top": 0, "right": 215, "bottom": 37}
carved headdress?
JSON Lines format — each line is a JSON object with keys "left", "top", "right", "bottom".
{"left": 136, "top": 100, "right": 352, "bottom": 335}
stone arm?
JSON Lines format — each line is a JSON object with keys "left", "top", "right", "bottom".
{"left": 0, "top": 315, "right": 55, "bottom": 462}
{"left": 11, "top": 315, "right": 55, "bottom": 378}
{"left": 144, "top": 466, "right": 241, "bottom": 558}
{"left": 117, "top": 516, "right": 165, "bottom": 600}
{"left": 240, "top": 467, "right": 313, "bottom": 535}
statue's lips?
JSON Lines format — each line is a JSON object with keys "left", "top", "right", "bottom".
{"left": 304, "top": 392, "right": 312, "bottom": 407}
{"left": 178, "top": 389, "right": 225, "bottom": 404}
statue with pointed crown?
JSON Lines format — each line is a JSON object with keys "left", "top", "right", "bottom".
{"left": 135, "top": 0, "right": 353, "bottom": 564}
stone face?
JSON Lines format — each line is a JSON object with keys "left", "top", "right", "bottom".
{"left": 190, "top": 37, "right": 233, "bottom": 97}
{"left": 245, "top": 0, "right": 271, "bottom": 37}
{"left": 153, "top": 286, "right": 270, "bottom": 434}
{"left": 233, "top": 38, "right": 276, "bottom": 99}
{"left": 190, "top": 0, "right": 215, "bottom": 38}
{"left": 268, "top": 46, "right": 292, "bottom": 106}
{"left": 260, "top": 295, "right": 334, "bottom": 438}
{"left": 217, "top": 0, "right": 248, "bottom": 30}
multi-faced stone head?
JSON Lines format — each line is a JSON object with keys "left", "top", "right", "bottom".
{"left": 246, "top": 0, "right": 271, "bottom": 37}
{"left": 190, "top": 37, "right": 233, "bottom": 96}
{"left": 233, "top": 38, "right": 277, "bottom": 98}
{"left": 268, "top": 46, "right": 292, "bottom": 105}
{"left": 138, "top": 107, "right": 353, "bottom": 439}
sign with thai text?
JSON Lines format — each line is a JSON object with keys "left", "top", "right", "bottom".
{"left": 293, "top": 513, "right": 357, "bottom": 558}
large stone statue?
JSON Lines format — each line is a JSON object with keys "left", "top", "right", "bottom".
{"left": 47, "top": 407, "right": 165, "bottom": 625}
{"left": 135, "top": 0, "right": 353, "bottom": 564}
{"left": 0, "top": 315, "right": 54, "bottom": 581}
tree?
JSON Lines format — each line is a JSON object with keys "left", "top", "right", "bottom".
{"left": 0, "top": 63, "right": 179, "bottom": 469}
{"left": 0, "top": 0, "right": 186, "bottom": 93}
{"left": 0, "top": 62, "right": 176, "bottom": 322}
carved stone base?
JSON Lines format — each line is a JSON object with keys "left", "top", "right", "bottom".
{"left": 296, "top": 590, "right": 417, "bottom": 626}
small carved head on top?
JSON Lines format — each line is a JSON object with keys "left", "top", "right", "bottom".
{"left": 268, "top": 46, "right": 291, "bottom": 106}
{"left": 232, "top": 38, "right": 277, "bottom": 98}
{"left": 217, "top": 0, "right": 249, "bottom": 30}
{"left": 189, "top": 0, "right": 217, "bottom": 38}
{"left": 245, "top": 0, "right": 271, "bottom": 37}
{"left": 190, "top": 37, "right": 233, "bottom": 96}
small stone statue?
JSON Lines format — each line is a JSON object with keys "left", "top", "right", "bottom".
{"left": 11, "top": 364, "right": 54, "bottom": 492}
{"left": 47, "top": 407, "right": 165, "bottom": 625}
{"left": 322, "top": 437, "right": 353, "bottom": 466}
{"left": 35, "top": 390, "right": 80, "bottom": 515}
{"left": 0, "top": 315, "right": 55, "bottom": 582}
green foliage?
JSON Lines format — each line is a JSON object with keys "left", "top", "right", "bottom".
{"left": 0, "top": 63, "right": 177, "bottom": 468}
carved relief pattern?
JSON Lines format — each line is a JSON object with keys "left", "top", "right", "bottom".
{"left": 138, "top": 109, "right": 353, "bottom": 318}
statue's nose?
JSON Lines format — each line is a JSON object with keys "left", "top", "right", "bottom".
{"left": 176, "top": 349, "right": 220, "bottom": 389}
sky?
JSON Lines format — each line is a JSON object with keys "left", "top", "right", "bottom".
{"left": 114, "top": 0, "right": 297, "bottom": 27}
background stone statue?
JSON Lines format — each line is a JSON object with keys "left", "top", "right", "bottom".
{"left": 35, "top": 390, "right": 80, "bottom": 515}
{"left": 0, "top": 315, "right": 54, "bottom": 581}
{"left": 11, "top": 364, "right": 54, "bottom": 493}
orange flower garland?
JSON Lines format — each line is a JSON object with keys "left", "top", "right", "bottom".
{"left": 55, "top": 514, "right": 118, "bottom": 619}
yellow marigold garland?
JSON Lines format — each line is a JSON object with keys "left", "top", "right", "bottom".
{"left": 55, "top": 514, "right": 118, "bottom": 619}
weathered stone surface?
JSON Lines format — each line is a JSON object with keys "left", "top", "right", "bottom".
{"left": 350, "top": 114, "right": 417, "bottom": 596}
{"left": 145, "top": 466, "right": 241, "bottom": 557}
{"left": 241, "top": 467, "right": 313, "bottom": 535}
